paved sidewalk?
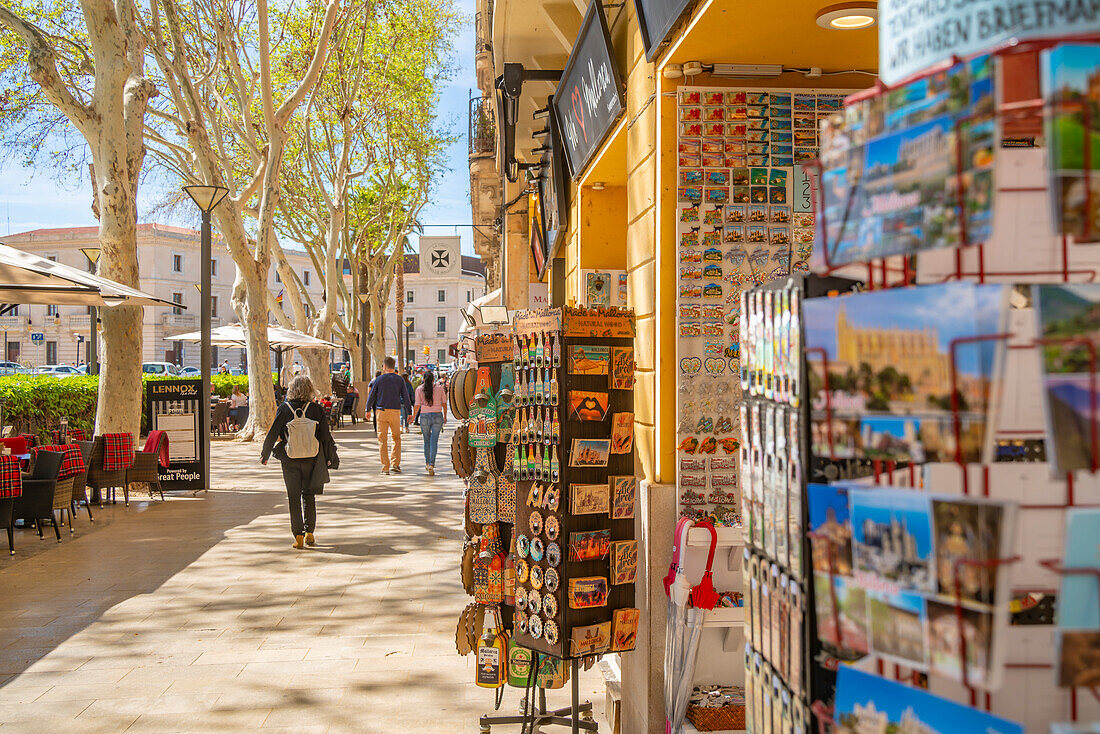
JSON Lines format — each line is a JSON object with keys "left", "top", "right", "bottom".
{"left": 0, "top": 423, "right": 604, "bottom": 732}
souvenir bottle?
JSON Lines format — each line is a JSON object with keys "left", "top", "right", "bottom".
{"left": 513, "top": 334, "right": 522, "bottom": 369}
{"left": 533, "top": 407, "right": 544, "bottom": 444}
{"left": 507, "top": 638, "right": 533, "bottom": 687}
{"left": 516, "top": 407, "right": 526, "bottom": 444}
{"left": 551, "top": 332, "right": 560, "bottom": 368}
{"left": 517, "top": 444, "right": 528, "bottom": 481}
{"left": 511, "top": 442, "right": 520, "bottom": 481}
{"left": 550, "top": 447, "right": 560, "bottom": 484}
{"left": 504, "top": 536, "right": 516, "bottom": 606}
{"left": 473, "top": 527, "right": 505, "bottom": 605}
{"left": 528, "top": 443, "right": 538, "bottom": 479}
{"left": 535, "top": 369, "right": 544, "bottom": 405}
{"left": 476, "top": 606, "right": 507, "bottom": 689}
{"left": 549, "top": 370, "right": 559, "bottom": 406}
{"left": 527, "top": 334, "right": 536, "bottom": 365}
{"left": 551, "top": 409, "right": 560, "bottom": 445}
{"left": 542, "top": 445, "right": 550, "bottom": 482}
{"left": 543, "top": 407, "right": 552, "bottom": 446}
{"left": 536, "top": 331, "right": 544, "bottom": 368}
{"left": 543, "top": 369, "right": 551, "bottom": 406}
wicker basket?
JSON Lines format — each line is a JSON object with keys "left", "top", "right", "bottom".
{"left": 686, "top": 701, "right": 746, "bottom": 732}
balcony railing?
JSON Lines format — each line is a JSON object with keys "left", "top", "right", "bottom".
{"left": 469, "top": 95, "right": 496, "bottom": 157}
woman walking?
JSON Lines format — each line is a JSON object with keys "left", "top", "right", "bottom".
{"left": 261, "top": 376, "right": 340, "bottom": 549}
{"left": 411, "top": 369, "right": 447, "bottom": 475}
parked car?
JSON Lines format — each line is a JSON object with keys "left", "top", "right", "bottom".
{"left": 179, "top": 366, "right": 200, "bottom": 376}
{"left": 229, "top": 368, "right": 245, "bottom": 376}
{"left": 330, "top": 362, "right": 348, "bottom": 374}
{"left": 35, "top": 365, "right": 81, "bottom": 377}
{"left": 142, "top": 362, "right": 180, "bottom": 375}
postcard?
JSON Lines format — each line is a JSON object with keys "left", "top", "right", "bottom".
{"left": 1034, "top": 284, "right": 1100, "bottom": 473}
{"left": 1058, "top": 508, "right": 1100, "bottom": 629}
{"left": 834, "top": 667, "right": 1023, "bottom": 734}
{"left": 808, "top": 483, "right": 853, "bottom": 577}
{"left": 567, "top": 576, "right": 609, "bottom": 609}
{"left": 1058, "top": 630, "right": 1100, "bottom": 687}
{"left": 570, "top": 621, "right": 611, "bottom": 655}
{"left": 867, "top": 589, "right": 928, "bottom": 668}
{"left": 610, "top": 475, "right": 637, "bottom": 519}
{"left": 928, "top": 599, "right": 996, "bottom": 687}
{"left": 804, "top": 282, "right": 1007, "bottom": 464}
{"left": 612, "top": 608, "right": 640, "bottom": 651}
{"left": 568, "top": 345, "right": 610, "bottom": 375}
{"left": 1044, "top": 45, "right": 1100, "bottom": 242}
{"left": 568, "top": 391, "right": 609, "bottom": 422}
{"left": 570, "top": 481, "right": 610, "bottom": 514}
{"left": 610, "top": 412, "right": 634, "bottom": 455}
{"left": 568, "top": 529, "right": 610, "bottom": 562}
{"left": 812, "top": 572, "right": 869, "bottom": 662}
{"left": 931, "top": 497, "right": 1011, "bottom": 607}
{"left": 850, "top": 489, "right": 934, "bottom": 593}
{"left": 586, "top": 272, "right": 612, "bottom": 307}
{"left": 611, "top": 540, "right": 639, "bottom": 584}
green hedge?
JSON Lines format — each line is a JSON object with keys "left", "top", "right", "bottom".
{"left": 0, "top": 373, "right": 277, "bottom": 441}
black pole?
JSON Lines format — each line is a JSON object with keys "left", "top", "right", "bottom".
{"left": 200, "top": 209, "right": 212, "bottom": 492}
{"left": 359, "top": 298, "right": 369, "bottom": 380}
{"left": 88, "top": 306, "right": 98, "bottom": 375}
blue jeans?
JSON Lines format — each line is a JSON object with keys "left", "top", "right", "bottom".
{"left": 420, "top": 412, "right": 444, "bottom": 466}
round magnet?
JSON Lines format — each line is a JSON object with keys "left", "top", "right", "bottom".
{"left": 528, "top": 615, "right": 543, "bottom": 640}
{"left": 543, "top": 593, "right": 558, "bottom": 618}
{"left": 544, "top": 619, "right": 559, "bottom": 645}
{"left": 516, "top": 591, "right": 528, "bottom": 611}
{"left": 527, "top": 588, "right": 542, "bottom": 614}
{"left": 528, "top": 511, "right": 543, "bottom": 536}
{"left": 516, "top": 610, "right": 528, "bottom": 635}
{"left": 544, "top": 567, "right": 560, "bottom": 593}
{"left": 530, "top": 537, "right": 545, "bottom": 562}
{"left": 530, "top": 564, "right": 544, "bottom": 590}
{"left": 545, "top": 515, "right": 560, "bottom": 542}
{"left": 516, "top": 534, "right": 530, "bottom": 559}
{"left": 516, "top": 558, "right": 530, "bottom": 584}
{"left": 546, "top": 542, "right": 561, "bottom": 567}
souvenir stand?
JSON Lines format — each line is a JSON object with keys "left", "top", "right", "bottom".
{"left": 731, "top": 34, "right": 1100, "bottom": 734}
{"left": 454, "top": 308, "right": 640, "bottom": 733}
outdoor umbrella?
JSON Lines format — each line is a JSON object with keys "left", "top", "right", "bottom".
{"left": 0, "top": 242, "right": 178, "bottom": 308}
{"left": 168, "top": 323, "right": 339, "bottom": 386}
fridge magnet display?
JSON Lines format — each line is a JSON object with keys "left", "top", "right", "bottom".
{"left": 568, "top": 391, "right": 610, "bottom": 421}
{"left": 610, "top": 346, "right": 635, "bottom": 389}
{"left": 570, "top": 438, "right": 611, "bottom": 467}
{"left": 568, "top": 529, "right": 611, "bottom": 562}
{"left": 571, "top": 483, "right": 611, "bottom": 515}
{"left": 586, "top": 272, "right": 612, "bottom": 307}
{"left": 611, "top": 540, "right": 639, "bottom": 585}
{"left": 545, "top": 567, "right": 560, "bottom": 592}
{"left": 569, "top": 345, "right": 610, "bottom": 375}
{"left": 612, "top": 608, "right": 640, "bottom": 651}
{"left": 1033, "top": 284, "right": 1100, "bottom": 473}
{"left": 568, "top": 576, "right": 610, "bottom": 609}
{"left": 610, "top": 475, "right": 637, "bottom": 519}
{"left": 803, "top": 282, "right": 1007, "bottom": 464}
{"left": 833, "top": 667, "right": 1023, "bottom": 734}
{"left": 570, "top": 621, "right": 611, "bottom": 656}
{"left": 610, "top": 412, "right": 635, "bottom": 454}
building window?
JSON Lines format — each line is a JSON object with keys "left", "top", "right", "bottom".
{"left": 466, "top": 290, "right": 472, "bottom": 302}
{"left": 438, "top": 289, "right": 446, "bottom": 302}
{"left": 406, "top": 290, "right": 414, "bottom": 303}
{"left": 437, "top": 316, "right": 446, "bottom": 333}
{"left": 46, "top": 305, "right": 58, "bottom": 317}
{"left": 303, "top": 302, "right": 311, "bottom": 318}
{"left": 405, "top": 317, "right": 415, "bottom": 332}
{"left": 275, "top": 270, "right": 281, "bottom": 284}
{"left": 437, "top": 348, "right": 446, "bottom": 364}
{"left": 45, "top": 341, "right": 57, "bottom": 364}
{"left": 172, "top": 292, "right": 183, "bottom": 316}
{"left": 6, "top": 342, "right": 19, "bottom": 362}
{"left": 173, "top": 254, "right": 182, "bottom": 272}
{"left": 304, "top": 270, "right": 311, "bottom": 286}
{"left": 46, "top": 254, "right": 57, "bottom": 263}
{"left": 211, "top": 296, "right": 218, "bottom": 318}
{"left": 7, "top": 306, "right": 17, "bottom": 316}
{"left": 211, "top": 259, "right": 218, "bottom": 277}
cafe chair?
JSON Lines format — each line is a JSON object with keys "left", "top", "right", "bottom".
{"left": 127, "top": 433, "right": 167, "bottom": 502}
{"left": 72, "top": 441, "right": 94, "bottom": 523}
{"left": 14, "top": 450, "right": 63, "bottom": 542}
{"left": 85, "top": 436, "right": 129, "bottom": 507}
{"left": 211, "top": 402, "right": 231, "bottom": 436}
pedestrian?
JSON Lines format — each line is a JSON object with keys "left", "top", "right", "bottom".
{"left": 228, "top": 384, "right": 248, "bottom": 430}
{"left": 411, "top": 369, "right": 447, "bottom": 476}
{"left": 401, "top": 369, "right": 414, "bottom": 433}
{"left": 260, "top": 375, "right": 340, "bottom": 549}
{"left": 365, "top": 356, "right": 412, "bottom": 475}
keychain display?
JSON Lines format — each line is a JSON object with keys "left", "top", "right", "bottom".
{"left": 467, "top": 448, "right": 499, "bottom": 524}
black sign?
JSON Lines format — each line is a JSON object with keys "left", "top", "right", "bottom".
{"left": 145, "top": 378, "right": 206, "bottom": 490}
{"left": 539, "top": 97, "right": 570, "bottom": 273}
{"left": 553, "top": 0, "right": 625, "bottom": 179}
{"left": 633, "top": 0, "right": 698, "bottom": 61}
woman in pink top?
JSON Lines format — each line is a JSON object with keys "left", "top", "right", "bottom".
{"left": 411, "top": 370, "right": 447, "bottom": 475}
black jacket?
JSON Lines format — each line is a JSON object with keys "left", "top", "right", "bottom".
{"left": 261, "top": 400, "right": 339, "bottom": 492}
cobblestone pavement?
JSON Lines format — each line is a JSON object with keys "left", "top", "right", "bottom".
{"left": 0, "top": 423, "right": 604, "bottom": 732}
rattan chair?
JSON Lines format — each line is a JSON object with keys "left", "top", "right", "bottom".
{"left": 1, "top": 497, "right": 14, "bottom": 555}
{"left": 70, "top": 441, "right": 93, "bottom": 525}
{"left": 211, "top": 402, "right": 231, "bottom": 436}
{"left": 126, "top": 434, "right": 166, "bottom": 502}
{"left": 328, "top": 397, "right": 344, "bottom": 430}
{"left": 85, "top": 436, "right": 130, "bottom": 507}
{"left": 14, "top": 450, "right": 63, "bottom": 542}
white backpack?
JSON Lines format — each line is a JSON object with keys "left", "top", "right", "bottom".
{"left": 285, "top": 405, "right": 320, "bottom": 459}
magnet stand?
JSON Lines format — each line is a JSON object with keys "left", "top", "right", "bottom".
{"left": 479, "top": 660, "right": 597, "bottom": 733}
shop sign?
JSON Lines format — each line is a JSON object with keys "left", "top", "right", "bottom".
{"left": 541, "top": 99, "right": 571, "bottom": 264}
{"left": 146, "top": 378, "right": 206, "bottom": 491}
{"left": 633, "top": 0, "right": 698, "bottom": 61}
{"left": 530, "top": 190, "right": 549, "bottom": 278}
{"left": 476, "top": 333, "right": 513, "bottom": 363}
{"left": 880, "top": 0, "right": 1100, "bottom": 86}
{"left": 553, "top": 0, "right": 625, "bottom": 179}
{"left": 563, "top": 306, "right": 636, "bottom": 338}
{"left": 513, "top": 308, "right": 564, "bottom": 335}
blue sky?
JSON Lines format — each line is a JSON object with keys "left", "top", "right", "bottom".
{"left": 834, "top": 667, "right": 1023, "bottom": 733}
{"left": 849, "top": 488, "right": 932, "bottom": 557}
{"left": 0, "top": 0, "right": 477, "bottom": 256}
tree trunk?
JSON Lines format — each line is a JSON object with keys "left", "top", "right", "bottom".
{"left": 234, "top": 264, "right": 276, "bottom": 440}
{"left": 369, "top": 298, "right": 386, "bottom": 370}
{"left": 395, "top": 256, "right": 405, "bottom": 372}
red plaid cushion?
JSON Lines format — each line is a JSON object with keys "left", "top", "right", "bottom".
{"left": 51, "top": 428, "right": 87, "bottom": 444}
{"left": 102, "top": 433, "right": 134, "bottom": 471}
{"left": 34, "top": 444, "right": 85, "bottom": 480}
{"left": 0, "top": 455, "right": 21, "bottom": 498}
{"left": 18, "top": 433, "right": 36, "bottom": 448}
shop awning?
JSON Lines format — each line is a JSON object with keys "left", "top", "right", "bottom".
{"left": 168, "top": 323, "right": 338, "bottom": 351}
{"left": 0, "top": 242, "right": 180, "bottom": 308}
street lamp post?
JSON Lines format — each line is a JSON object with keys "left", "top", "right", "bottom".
{"left": 357, "top": 292, "right": 370, "bottom": 379}
{"left": 403, "top": 317, "right": 414, "bottom": 372}
{"left": 183, "top": 184, "right": 229, "bottom": 493}
{"left": 79, "top": 248, "right": 100, "bottom": 375}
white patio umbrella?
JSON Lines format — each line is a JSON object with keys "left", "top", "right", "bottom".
{"left": 0, "top": 242, "right": 178, "bottom": 308}
{"left": 168, "top": 323, "right": 338, "bottom": 387}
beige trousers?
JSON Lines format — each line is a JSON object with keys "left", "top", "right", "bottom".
{"left": 377, "top": 409, "right": 402, "bottom": 470}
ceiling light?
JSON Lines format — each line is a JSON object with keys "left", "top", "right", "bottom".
{"left": 663, "top": 64, "right": 683, "bottom": 79}
{"left": 711, "top": 63, "right": 784, "bottom": 78}
{"left": 816, "top": 2, "right": 877, "bottom": 29}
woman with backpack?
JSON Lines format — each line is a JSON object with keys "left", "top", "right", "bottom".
{"left": 411, "top": 369, "right": 447, "bottom": 475}
{"left": 260, "top": 375, "right": 340, "bottom": 549}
